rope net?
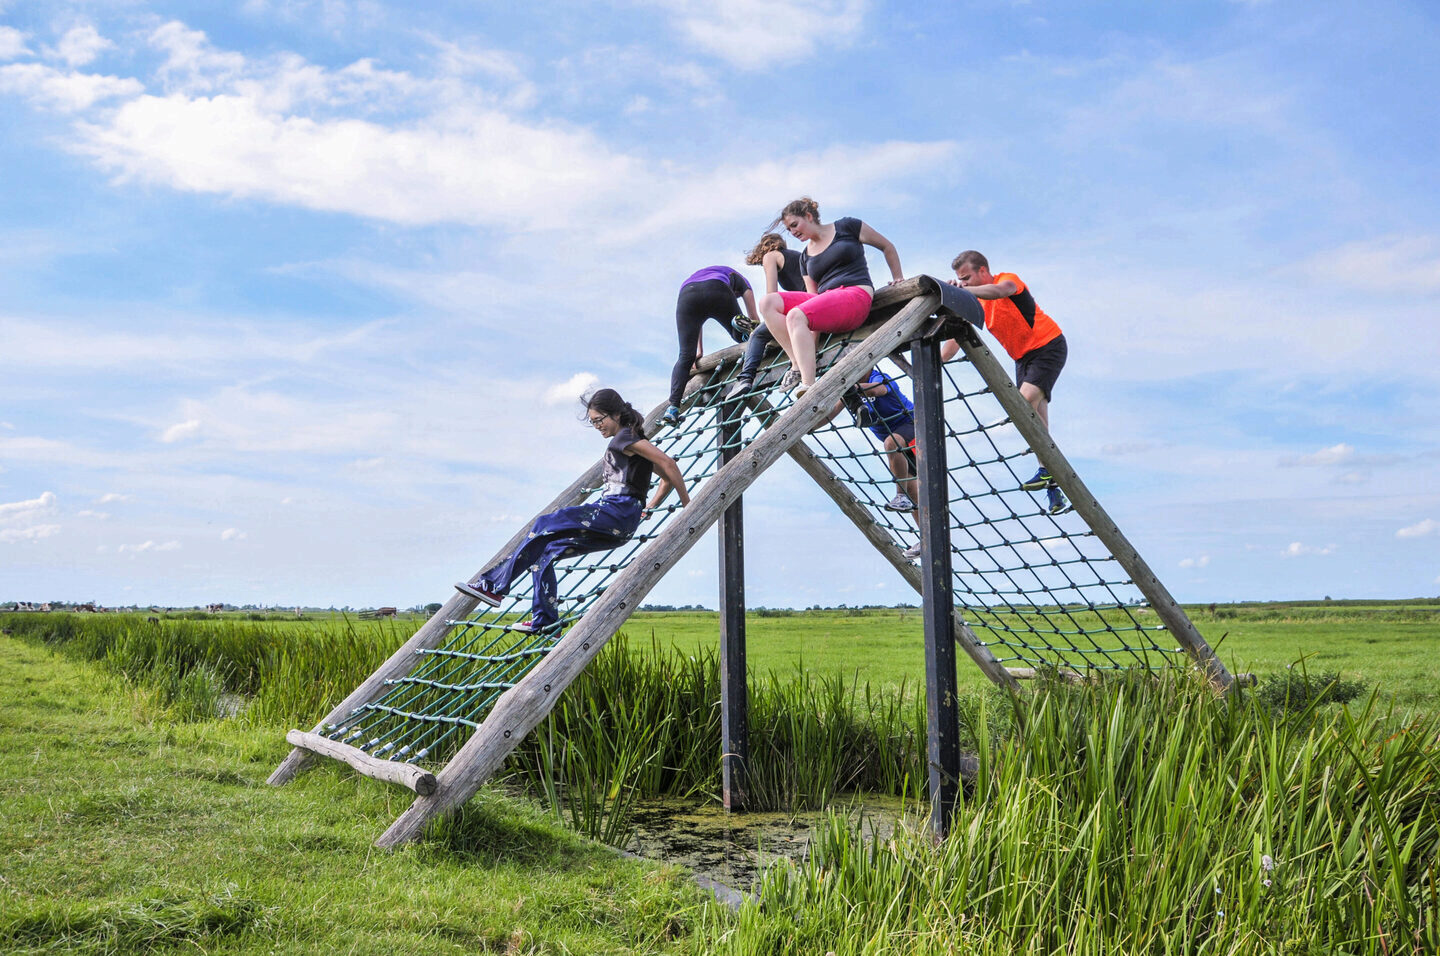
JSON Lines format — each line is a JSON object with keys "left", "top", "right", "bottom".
{"left": 319, "top": 320, "right": 1182, "bottom": 768}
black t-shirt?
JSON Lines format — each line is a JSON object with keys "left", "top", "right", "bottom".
{"left": 778, "top": 248, "right": 805, "bottom": 292}
{"left": 602, "top": 427, "right": 653, "bottom": 499}
{"left": 801, "top": 217, "right": 873, "bottom": 293}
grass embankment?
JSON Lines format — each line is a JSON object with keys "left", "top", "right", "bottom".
{"left": 0, "top": 636, "right": 704, "bottom": 954}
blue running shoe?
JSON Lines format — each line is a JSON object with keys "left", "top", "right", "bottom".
{"left": 661, "top": 405, "right": 682, "bottom": 427}
{"left": 1021, "top": 467, "right": 1053, "bottom": 491}
{"left": 1047, "top": 487, "right": 1072, "bottom": 515}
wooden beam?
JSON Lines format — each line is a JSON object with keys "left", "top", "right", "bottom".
{"left": 373, "top": 291, "right": 943, "bottom": 848}
{"left": 268, "top": 406, "right": 674, "bottom": 787}
{"left": 286, "top": 730, "right": 438, "bottom": 796}
{"left": 949, "top": 329, "right": 1236, "bottom": 693}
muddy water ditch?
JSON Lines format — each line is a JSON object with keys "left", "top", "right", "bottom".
{"left": 623, "top": 795, "right": 909, "bottom": 898}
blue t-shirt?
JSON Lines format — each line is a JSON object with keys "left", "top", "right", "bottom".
{"left": 858, "top": 369, "right": 914, "bottom": 441}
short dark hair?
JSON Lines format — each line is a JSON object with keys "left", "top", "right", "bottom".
{"left": 950, "top": 250, "right": 988, "bottom": 273}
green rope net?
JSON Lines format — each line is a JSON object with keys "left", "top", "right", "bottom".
{"left": 320, "top": 324, "right": 1181, "bottom": 767}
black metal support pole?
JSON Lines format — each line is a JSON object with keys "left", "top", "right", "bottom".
{"left": 911, "top": 331, "right": 961, "bottom": 839}
{"left": 717, "top": 412, "right": 748, "bottom": 811}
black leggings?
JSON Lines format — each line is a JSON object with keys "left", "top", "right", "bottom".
{"left": 669, "top": 279, "right": 746, "bottom": 406}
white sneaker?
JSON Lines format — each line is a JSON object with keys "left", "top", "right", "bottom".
{"left": 902, "top": 543, "right": 922, "bottom": 559}
{"left": 884, "top": 493, "right": 916, "bottom": 512}
{"left": 793, "top": 383, "right": 811, "bottom": 399}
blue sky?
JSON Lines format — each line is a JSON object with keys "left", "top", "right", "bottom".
{"left": 2, "top": 0, "right": 1437, "bottom": 609}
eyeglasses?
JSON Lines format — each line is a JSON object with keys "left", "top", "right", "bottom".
{"left": 587, "top": 414, "right": 610, "bottom": 428}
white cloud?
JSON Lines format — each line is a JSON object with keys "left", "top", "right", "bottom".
{"left": 118, "top": 539, "right": 182, "bottom": 553}
{"left": 0, "top": 490, "right": 57, "bottom": 517}
{"left": 644, "top": 0, "right": 869, "bottom": 70}
{"left": 95, "top": 492, "right": 132, "bottom": 504}
{"left": 1282, "top": 541, "right": 1336, "bottom": 557}
{"left": 159, "top": 419, "right": 202, "bottom": 443}
{"left": 0, "top": 62, "right": 142, "bottom": 111}
{"left": 0, "top": 524, "right": 60, "bottom": 543}
{"left": 0, "top": 26, "right": 29, "bottom": 60}
{"left": 545, "top": 372, "right": 599, "bottom": 407}
{"left": 220, "top": 527, "right": 247, "bottom": 541}
{"left": 350, "top": 456, "right": 385, "bottom": 470}
{"left": 51, "top": 24, "right": 113, "bottom": 67}
{"left": 1396, "top": 518, "right": 1438, "bottom": 539}
{"left": 1282, "top": 443, "right": 1353, "bottom": 467}
{"left": 1299, "top": 235, "right": 1440, "bottom": 295}
{"left": 1179, "top": 555, "right": 1210, "bottom": 568}
{"left": 75, "top": 509, "right": 109, "bottom": 519}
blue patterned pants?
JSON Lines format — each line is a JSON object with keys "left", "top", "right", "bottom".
{"left": 477, "top": 495, "right": 643, "bottom": 629}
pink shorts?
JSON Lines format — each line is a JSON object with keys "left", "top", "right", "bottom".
{"left": 774, "top": 287, "right": 874, "bottom": 333}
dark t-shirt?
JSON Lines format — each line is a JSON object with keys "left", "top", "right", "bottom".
{"left": 777, "top": 248, "right": 805, "bottom": 292}
{"left": 602, "top": 426, "right": 653, "bottom": 499}
{"left": 801, "top": 217, "right": 872, "bottom": 293}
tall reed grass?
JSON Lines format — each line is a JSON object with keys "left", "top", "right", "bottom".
{"left": 707, "top": 672, "right": 1440, "bottom": 955}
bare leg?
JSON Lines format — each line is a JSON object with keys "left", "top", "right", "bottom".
{"left": 759, "top": 292, "right": 797, "bottom": 365}
{"left": 1019, "top": 382, "right": 1049, "bottom": 431}
{"left": 786, "top": 308, "right": 817, "bottom": 384}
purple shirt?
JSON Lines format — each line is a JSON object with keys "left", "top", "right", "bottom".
{"left": 682, "top": 265, "right": 751, "bottom": 295}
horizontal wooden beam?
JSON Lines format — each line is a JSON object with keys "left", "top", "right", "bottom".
{"left": 286, "top": 730, "right": 437, "bottom": 796}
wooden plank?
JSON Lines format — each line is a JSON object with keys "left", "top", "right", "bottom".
{"left": 949, "top": 329, "right": 1236, "bottom": 692}
{"left": 268, "top": 405, "right": 673, "bottom": 787}
{"left": 286, "top": 730, "right": 438, "bottom": 796}
{"left": 373, "top": 291, "right": 944, "bottom": 848}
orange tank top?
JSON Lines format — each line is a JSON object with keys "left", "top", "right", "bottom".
{"left": 981, "top": 273, "right": 1062, "bottom": 359}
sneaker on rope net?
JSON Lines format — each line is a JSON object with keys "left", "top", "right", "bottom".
{"left": 884, "top": 492, "right": 916, "bottom": 512}
{"left": 511, "top": 619, "right": 535, "bottom": 633}
{"left": 1047, "top": 487, "right": 1072, "bottom": 516}
{"left": 725, "top": 375, "right": 754, "bottom": 400}
{"left": 793, "top": 382, "right": 811, "bottom": 399}
{"left": 780, "top": 367, "right": 802, "bottom": 391}
{"left": 1021, "top": 467, "right": 1054, "bottom": 491}
{"left": 661, "top": 405, "right": 682, "bottom": 427}
{"left": 731, "top": 315, "right": 756, "bottom": 340}
{"left": 902, "top": 542, "right": 923, "bottom": 559}
{"left": 454, "top": 581, "right": 502, "bottom": 607}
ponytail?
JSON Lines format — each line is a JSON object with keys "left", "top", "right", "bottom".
{"left": 582, "top": 387, "right": 647, "bottom": 440}
{"left": 745, "top": 231, "right": 788, "bottom": 265}
{"left": 767, "top": 196, "right": 820, "bottom": 232}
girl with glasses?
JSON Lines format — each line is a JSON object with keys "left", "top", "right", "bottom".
{"left": 456, "top": 389, "right": 689, "bottom": 633}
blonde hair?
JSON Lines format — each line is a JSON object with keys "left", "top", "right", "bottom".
{"left": 745, "top": 232, "right": 788, "bottom": 266}
{"left": 768, "top": 196, "right": 820, "bottom": 231}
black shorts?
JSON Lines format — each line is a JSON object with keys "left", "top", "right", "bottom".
{"left": 1014, "top": 334, "right": 1066, "bottom": 402}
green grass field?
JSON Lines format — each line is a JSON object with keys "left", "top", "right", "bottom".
{"left": 633, "top": 602, "right": 1440, "bottom": 708}
{"left": 2, "top": 603, "right": 1437, "bottom": 953}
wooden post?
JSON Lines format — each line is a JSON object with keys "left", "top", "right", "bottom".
{"left": 372, "top": 293, "right": 943, "bottom": 848}
{"left": 912, "top": 331, "right": 963, "bottom": 839}
{"left": 717, "top": 411, "right": 748, "bottom": 811}
{"left": 949, "top": 328, "right": 1235, "bottom": 692}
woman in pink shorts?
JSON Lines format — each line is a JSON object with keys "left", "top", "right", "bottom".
{"left": 757, "top": 196, "right": 903, "bottom": 397}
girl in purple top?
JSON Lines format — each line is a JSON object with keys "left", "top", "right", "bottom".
{"left": 664, "top": 265, "right": 762, "bottom": 425}
{"left": 757, "top": 197, "right": 903, "bottom": 397}
{"left": 456, "top": 389, "right": 690, "bottom": 633}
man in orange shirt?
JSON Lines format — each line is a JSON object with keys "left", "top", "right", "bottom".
{"left": 941, "top": 250, "right": 1069, "bottom": 514}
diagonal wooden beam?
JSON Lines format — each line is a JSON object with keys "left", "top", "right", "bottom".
{"left": 373, "top": 291, "right": 942, "bottom": 848}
